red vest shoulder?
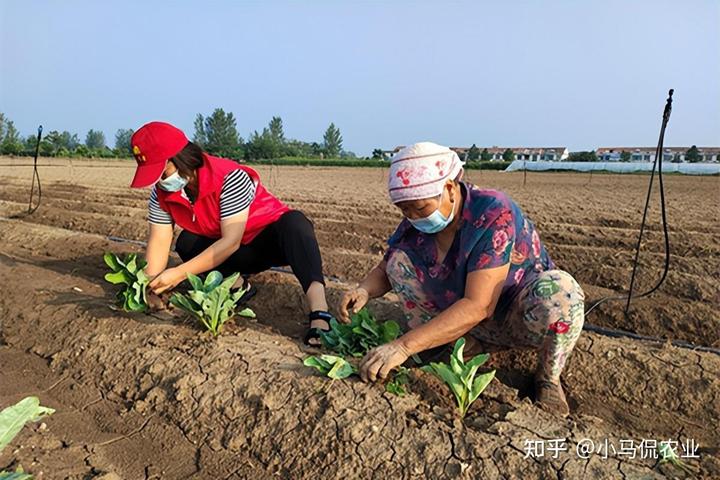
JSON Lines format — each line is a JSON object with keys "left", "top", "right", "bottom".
{"left": 156, "top": 155, "right": 289, "bottom": 244}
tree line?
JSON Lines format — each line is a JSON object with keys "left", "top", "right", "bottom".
{"left": 0, "top": 109, "right": 354, "bottom": 160}
{"left": 1, "top": 110, "right": 710, "bottom": 163}
{"left": 568, "top": 146, "right": 706, "bottom": 163}
{"left": 191, "top": 109, "right": 351, "bottom": 160}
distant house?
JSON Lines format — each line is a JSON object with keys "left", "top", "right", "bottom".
{"left": 596, "top": 147, "right": 720, "bottom": 163}
{"left": 450, "top": 146, "right": 569, "bottom": 162}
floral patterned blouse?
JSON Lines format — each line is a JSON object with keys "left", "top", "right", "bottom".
{"left": 384, "top": 182, "right": 555, "bottom": 319}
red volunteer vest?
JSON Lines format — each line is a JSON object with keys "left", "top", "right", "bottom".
{"left": 157, "top": 154, "right": 290, "bottom": 244}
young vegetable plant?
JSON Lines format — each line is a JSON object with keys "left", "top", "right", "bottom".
{"left": 385, "top": 366, "right": 410, "bottom": 396}
{"left": 0, "top": 466, "right": 32, "bottom": 480}
{"left": 104, "top": 252, "right": 150, "bottom": 312}
{"left": 658, "top": 441, "right": 695, "bottom": 475}
{"left": 303, "top": 355, "right": 357, "bottom": 380}
{"left": 0, "top": 396, "right": 55, "bottom": 454}
{"left": 320, "top": 308, "right": 400, "bottom": 357}
{"left": 1, "top": 396, "right": 55, "bottom": 477}
{"left": 421, "top": 338, "right": 495, "bottom": 417}
{"left": 169, "top": 271, "right": 255, "bottom": 336}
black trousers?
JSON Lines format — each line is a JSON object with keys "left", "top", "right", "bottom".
{"left": 175, "top": 210, "right": 325, "bottom": 293}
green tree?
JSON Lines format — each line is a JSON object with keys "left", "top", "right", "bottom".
{"left": 114, "top": 128, "right": 134, "bottom": 155}
{"left": 268, "top": 116, "right": 285, "bottom": 145}
{"left": 41, "top": 130, "right": 78, "bottom": 156}
{"left": 193, "top": 113, "right": 207, "bottom": 147}
{"left": 568, "top": 151, "right": 598, "bottom": 162}
{"left": 0, "top": 112, "right": 7, "bottom": 142}
{"left": 85, "top": 129, "right": 106, "bottom": 149}
{"left": 620, "top": 150, "right": 631, "bottom": 162}
{"left": 467, "top": 144, "right": 480, "bottom": 161}
{"left": 685, "top": 145, "right": 701, "bottom": 163}
{"left": 282, "top": 139, "right": 314, "bottom": 157}
{"left": 74, "top": 144, "right": 89, "bottom": 157}
{"left": 502, "top": 148, "right": 514, "bottom": 162}
{"left": 245, "top": 128, "right": 279, "bottom": 160}
{"left": 201, "top": 108, "right": 243, "bottom": 158}
{"left": 42, "top": 131, "right": 65, "bottom": 155}
{"left": 371, "top": 148, "right": 383, "bottom": 160}
{"left": 0, "top": 120, "right": 23, "bottom": 155}
{"left": 323, "top": 123, "right": 343, "bottom": 158}
{"left": 480, "top": 148, "right": 492, "bottom": 162}
{"left": 24, "top": 134, "right": 54, "bottom": 156}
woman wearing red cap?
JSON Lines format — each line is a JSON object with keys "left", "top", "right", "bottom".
{"left": 129, "top": 121, "right": 332, "bottom": 344}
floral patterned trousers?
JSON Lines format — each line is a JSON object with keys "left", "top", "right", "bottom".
{"left": 386, "top": 250, "right": 585, "bottom": 382}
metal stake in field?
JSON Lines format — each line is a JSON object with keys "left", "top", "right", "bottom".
{"left": 28, "top": 125, "right": 43, "bottom": 214}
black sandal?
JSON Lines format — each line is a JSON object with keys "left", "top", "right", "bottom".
{"left": 232, "top": 275, "right": 257, "bottom": 305}
{"left": 304, "top": 310, "right": 333, "bottom": 346}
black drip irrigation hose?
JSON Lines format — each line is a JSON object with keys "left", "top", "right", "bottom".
{"left": 584, "top": 89, "right": 674, "bottom": 319}
{"left": 27, "top": 125, "right": 43, "bottom": 214}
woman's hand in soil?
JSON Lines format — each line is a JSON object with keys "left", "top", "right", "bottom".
{"left": 359, "top": 340, "right": 411, "bottom": 383}
{"left": 146, "top": 290, "right": 167, "bottom": 311}
{"left": 338, "top": 287, "right": 369, "bottom": 323}
{"left": 148, "top": 267, "right": 185, "bottom": 295}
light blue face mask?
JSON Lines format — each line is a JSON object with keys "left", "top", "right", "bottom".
{"left": 157, "top": 171, "right": 188, "bottom": 192}
{"left": 408, "top": 193, "right": 455, "bottom": 234}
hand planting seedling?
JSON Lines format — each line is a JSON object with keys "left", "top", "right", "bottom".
{"left": 104, "top": 252, "right": 150, "bottom": 312}
{"left": 385, "top": 366, "right": 410, "bottom": 396}
{"left": 320, "top": 308, "right": 400, "bottom": 357}
{"left": 421, "top": 338, "right": 495, "bottom": 417}
{"left": 170, "top": 271, "right": 255, "bottom": 336}
{"left": 304, "top": 354, "right": 357, "bottom": 380}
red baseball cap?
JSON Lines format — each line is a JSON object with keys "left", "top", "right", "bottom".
{"left": 130, "top": 121, "right": 189, "bottom": 188}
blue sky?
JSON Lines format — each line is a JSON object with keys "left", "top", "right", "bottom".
{"left": 1, "top": 0, "right": 718, "bottom": 155}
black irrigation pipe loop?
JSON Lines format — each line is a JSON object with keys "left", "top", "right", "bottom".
{"left": 584, "top": 89, "right": 674, "bottom": 318}
{"left": 27, "top": 125, "right": 43, "bottom": 214}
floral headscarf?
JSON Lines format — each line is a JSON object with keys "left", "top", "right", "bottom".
{"left": 388, "top": 142, "right": 465, "bottom": 204}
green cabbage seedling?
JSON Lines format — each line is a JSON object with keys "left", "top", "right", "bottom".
{"left": 304, "top": 355, "right": 357, "bottom": 380}
{"left": 421, "top": 338, "right": 495, "bottom": 417}
{"left": 0, "top": 396, "right": 55, "bottom": 453}
{"left": 103, "top": 252, "right": 149, "bottom": 312}
{"left": 658, "top": 441, "right": 694, "bottom": 475}
{"left": 0, "top": 466, "right": 32, "bottom": 479}
{"left": 320, "top": 308, "right": 400, "bottom": 357}
{"left": 170, "top": 271, "right": 253, "bottom": 336}
{"left": 385, "top": 366, "right": 410, "bottom": 396}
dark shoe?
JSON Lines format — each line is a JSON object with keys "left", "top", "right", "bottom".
{"left": 535, "top": 378, "right": 570, "bottom": 416}
{"left": 304, "top": 310, "right": 333, "bottom": 346}
{"left": 232, "top": 275, "right": 257, "bottom": 304}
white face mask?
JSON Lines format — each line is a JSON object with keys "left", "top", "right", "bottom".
{"left": 157, "top": 171, "right": 188, "bottom": 192}
{"left": 407, "top": 190, "right": 455, "bottom": 234}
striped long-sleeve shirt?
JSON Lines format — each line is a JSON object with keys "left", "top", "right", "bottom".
{"left": 148, "top": 169, "right": 256, "bottom": 225}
